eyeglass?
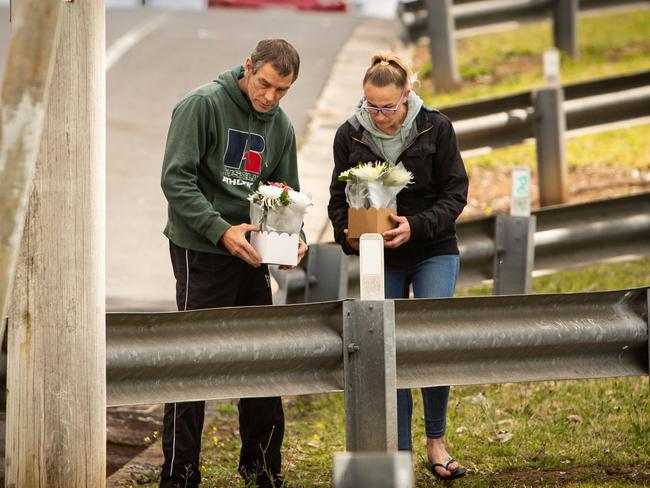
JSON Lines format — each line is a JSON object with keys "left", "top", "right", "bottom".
{"left": 360, "top": 88, "right": 407, "bottom": 115}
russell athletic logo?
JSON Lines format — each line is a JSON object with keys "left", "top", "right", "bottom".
{"left": 224, "top": 128, "right": 265, "bottom": 174}
{"left": 222, "top": 128, "right": 265, "bottom": 188}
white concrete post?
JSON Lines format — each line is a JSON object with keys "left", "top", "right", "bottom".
{"left": 359, "top": 233, "right": 385, "bottom": 300}
{"left": 6, "top": 0, "right": 107, "bottom": 486}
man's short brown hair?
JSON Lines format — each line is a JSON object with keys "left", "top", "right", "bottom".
{"left": 250, "top": 39, "right": 300, "bottom": 82}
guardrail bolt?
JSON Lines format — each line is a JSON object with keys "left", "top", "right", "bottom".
{"left": 347, "top": 343, "right": 359, "bottom": 353}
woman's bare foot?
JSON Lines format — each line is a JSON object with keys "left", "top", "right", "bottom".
{"left": 426, "top": 437, "right": 461, "bottom": 478}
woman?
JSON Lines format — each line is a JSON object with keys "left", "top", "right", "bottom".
{"left": 327, "top": 52, "right": 468, "bottom": 481}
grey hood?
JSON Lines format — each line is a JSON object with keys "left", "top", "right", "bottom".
{"left": 353, "top": 90, "right": 424, "bottom": 164}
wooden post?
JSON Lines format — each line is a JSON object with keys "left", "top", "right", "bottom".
{"left": 6, "top": 0, "right": 106, "bottom": 486}
{"left": 0, "top": 0, "right": 63, "bottom": 345}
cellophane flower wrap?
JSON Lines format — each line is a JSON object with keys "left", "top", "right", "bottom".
{"left": 338, "top": 161, "right": 413, "bottom": 209}
{"left": 248, "top": 182, "right": 311, "bottom": 234}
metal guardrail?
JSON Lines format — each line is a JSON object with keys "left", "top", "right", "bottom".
{"left": 276, "top": 191, "right": 650, "bottom": 301}
{"left": 399, "top": 0, "right": 650, "bottom": 92}
{"left": 442, "top": 71, "right": 650, "bottom": 122}
{"left": 106, "top": 287, "right": 649, "bottom": 407}
{"left": 106, "top": 301, "right": 344, "bottom": 406}
{"left": 458, "top": 190, "right": 650, "bottom": 286}
{"left": 395, "top": 288, "right": 648, "bottom": 388}
{"left": 443, "top": 70, "right": 650, "bottom": 151}
{"left": 400, "top": 0, "right": 553, "bottom": 40}
{"left": 425, "top": 71, "right": 650, "bottom": 206}
{"left": 399, "top": 0, "right": 650, "bottom": 42}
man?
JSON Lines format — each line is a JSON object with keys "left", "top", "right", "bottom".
{"left": 160, "top": 39, "right": 307, "bottom": 488}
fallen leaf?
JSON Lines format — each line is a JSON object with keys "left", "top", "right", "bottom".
{"left": 496, "top": 431, "right": 513, "bottom": 443}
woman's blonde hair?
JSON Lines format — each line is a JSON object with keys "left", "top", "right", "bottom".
{"left": 363, "top": 51, "right": 413, "bottom": 89}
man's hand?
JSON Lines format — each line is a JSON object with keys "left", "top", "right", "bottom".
{"left": 344, "top": 229, "right": 359, "bottom": 251}
{"left": 221, "top": 224, "right": 262, "bottom": 267}
{"left": 279, "top": 239, "right": 308, "bottom": 270}
{"left": 382, "top": 214, "right": 411, "bottom": 249}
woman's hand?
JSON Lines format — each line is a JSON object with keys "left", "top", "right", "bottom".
{"left": 382, "top": 214, "right": 411, "bottom": 248}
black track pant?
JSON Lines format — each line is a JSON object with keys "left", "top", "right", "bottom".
{"left": 160, "top": 241, "right": 284, "bottom": 488}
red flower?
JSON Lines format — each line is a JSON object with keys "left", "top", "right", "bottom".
{"left": 268, "top": 181, "right": 293, "bottom": 192}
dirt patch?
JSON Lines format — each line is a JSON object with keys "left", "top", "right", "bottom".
{"left": 470, "top": 463, "right": 650, "bottom": 486}
{"left": 461, "top": 165, "right": 650, "bottom": 221}
{"left": 107, "top": 404, "right": 163, "bottom": 477}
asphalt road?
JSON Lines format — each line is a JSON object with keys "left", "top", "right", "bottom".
{"left": 0, "top": 6, "right": 359, "bottom": 311}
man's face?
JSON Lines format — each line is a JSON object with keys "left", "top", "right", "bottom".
{"left": 242, "top": 58, "right": 294, "bottom": 113}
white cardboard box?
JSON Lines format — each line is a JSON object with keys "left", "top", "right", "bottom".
{"left": 250, "top": 231, "right": 299, "bottom": 266}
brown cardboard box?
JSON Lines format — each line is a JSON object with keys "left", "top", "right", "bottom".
{"left": 347, "top": 207, "right": 396, "bottom": 239}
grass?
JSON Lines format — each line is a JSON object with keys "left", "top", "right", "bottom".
{"left": 457, "top": 257, "right": 650, "bottom": 297}
{"left": 415, "top": 10, "right": 650, "bottom": 106}
{"left": 197, "top": 374, "right": 649, "bottom": 488}
{"left": 461, "top": 123, "right": 650, "bottom": 174}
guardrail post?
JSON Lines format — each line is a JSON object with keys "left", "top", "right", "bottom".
{"left": 343, "top": 300, "right": 397, "bottom": 451}
{"left": 425, "top": 0, "right": 460, "bottom": 92}
{"left": 552, "top": 0, "right": 579, "bottom": 58}
{"left": 334, "top": 452, "right": 413, "bottom": 488}
{"left": 305, "top": 243, "right": 349, "bottom": 302}
{"left": 493, "top": 215, "right": 536, "bottom": 295}
{"left": 533, "top": 85, "right": 568, "bottom": 206}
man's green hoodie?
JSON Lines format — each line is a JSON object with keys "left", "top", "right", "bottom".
{"left": 161, "top": 66, "right": 301, "bottom": 254}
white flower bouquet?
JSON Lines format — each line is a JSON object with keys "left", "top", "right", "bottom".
{"left": 338, "top": 161, "right": 413, "bottom": 209}
{"left": 248, "top": 182, "right": 311, "bottom": 235}
{"left": 247, "top": 182, "right": 311, "bottom": 265}
{"left": 338, "top": 161, "right": 413, "bottom": 239}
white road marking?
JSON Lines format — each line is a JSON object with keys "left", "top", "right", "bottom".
{"left": 106, "top": 13, "right": 169, "bottom": 72}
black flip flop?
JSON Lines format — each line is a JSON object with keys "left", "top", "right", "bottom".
{"left": 425, "top": 457, "right": 466, "bottom": 481}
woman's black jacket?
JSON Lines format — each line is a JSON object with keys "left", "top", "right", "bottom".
{"left": 327, "top": 106, "right": 468, "bottom": 267}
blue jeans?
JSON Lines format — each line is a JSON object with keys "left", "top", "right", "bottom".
{"left": 385, "top": 254, "right": 460, "bottom": 451}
